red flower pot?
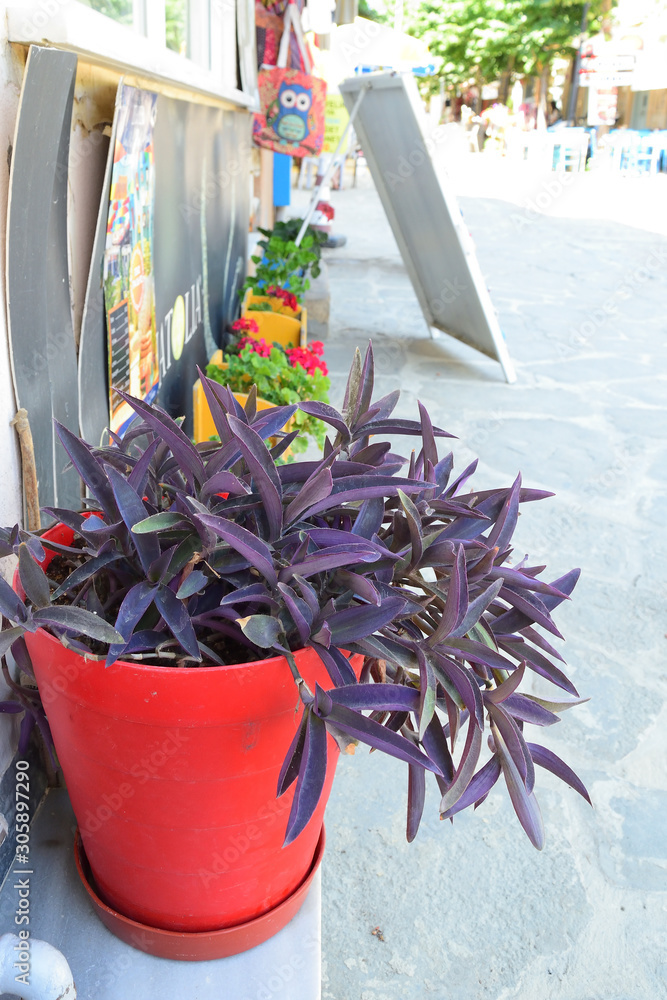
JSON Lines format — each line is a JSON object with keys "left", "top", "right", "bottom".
{"left": 18, "top": 524, "right": 362, "bottom": 943}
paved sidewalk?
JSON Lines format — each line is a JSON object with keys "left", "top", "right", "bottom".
{"left": 293, "top": 159, "right": 667, "bottom": 1000}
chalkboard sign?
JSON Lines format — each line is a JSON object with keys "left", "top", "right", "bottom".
{"left": 339, "top": 74, "right": 515, "bottom": 382}
{"left": 108, "top": 299, "right": 131, "bottom": 421}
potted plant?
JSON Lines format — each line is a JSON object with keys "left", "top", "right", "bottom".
{"left": 0, "top": 344, "right": 589, "bottom": 959}
{"left": 240, "top": 225, "right": 323, "bottom": 348}
{"left": 205, "top": 334, "right": 330, "bottom": 454}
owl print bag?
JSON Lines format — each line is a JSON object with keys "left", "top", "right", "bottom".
{"left": 253, "top": 1, "right": 326, "bottom": 159}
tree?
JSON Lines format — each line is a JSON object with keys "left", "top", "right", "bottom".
{"left": 408, "top": 0, "right": 610, "bottom": 90}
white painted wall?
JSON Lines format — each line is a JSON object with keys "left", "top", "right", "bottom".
{"left": 0, "top": 25, "right": 25, "bottom": 542}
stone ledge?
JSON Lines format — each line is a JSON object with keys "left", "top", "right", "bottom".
{"left": 0, "top": 788, "right": 321, "bottom": 1000}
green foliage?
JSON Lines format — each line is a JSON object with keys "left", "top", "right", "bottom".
{"left": 408, "top": 0, "right": 609, "bottom": 86}
{"left": 262, "top": 220, "right": 327, "bottom": 263}
{"left": 241, "top": 228, "right": 322, "bottom": 306}
{"left": 206, "top": 347, "right": 330, "bottom": 453}
{"left": 78, "top": 0, "right": 133, "bottom": 24}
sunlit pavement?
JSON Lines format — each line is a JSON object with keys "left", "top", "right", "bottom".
{"left": 292, "top": 155, "right": 667, "bottom": 1000}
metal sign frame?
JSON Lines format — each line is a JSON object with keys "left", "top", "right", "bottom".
{"left": 339, "top": 73, "right": 515, "bottom": 382}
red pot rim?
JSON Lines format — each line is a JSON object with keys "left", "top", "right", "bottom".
{"left": 74, "top": 825, "right": 326, "bottom": 961}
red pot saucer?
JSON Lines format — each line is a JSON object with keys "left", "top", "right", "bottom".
{"left": 74, "top": 826, "right": 325, "bottom": 962}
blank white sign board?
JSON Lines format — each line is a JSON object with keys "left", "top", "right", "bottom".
{"left": 339, "top": 73, "right": 515, "bottom": 382}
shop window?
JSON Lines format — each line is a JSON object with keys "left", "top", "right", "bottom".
{"left": 77, "top": 0, "right": 134, "bottom": 27}
{"left": 166, "top": 0, "right": 189, "bottom": 57}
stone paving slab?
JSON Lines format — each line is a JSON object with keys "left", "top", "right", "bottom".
{"left": 291, "top": 158, "right": 667, "bottom": 1000}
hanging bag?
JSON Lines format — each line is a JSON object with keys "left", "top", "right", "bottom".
{"left": 253, "top": 1, "right": 326, "bottom": 159}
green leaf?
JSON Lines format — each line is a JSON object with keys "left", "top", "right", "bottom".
{"left": 236, "top": 614, "right": 283, "bottom": 648}
{"left": 132, "top": 512, "right": 185, "bottom": 534}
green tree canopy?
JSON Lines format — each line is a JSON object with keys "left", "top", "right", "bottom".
{"left": 408, "top": 0, "right": 610, "bottom": 86}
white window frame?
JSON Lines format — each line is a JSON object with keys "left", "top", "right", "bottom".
{"left": 7, "top": 0, "right": 258, "bottom": 110}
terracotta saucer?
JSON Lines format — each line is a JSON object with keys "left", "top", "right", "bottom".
{"left": 73, "top": 827, "right": 325, "bottom": 962}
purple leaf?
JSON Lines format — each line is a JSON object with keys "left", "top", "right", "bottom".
{"left": 421, "top": 715, "right": 455, "bottom": 784}
{"left": 33, "top": 606, "right": 123, "bottom": 644}
{"left": 329, "top": 683, "right": 420, "bottom": 713}
{"left": 350, "top": 342, "right": 375, "bottom": 428}
{"left": 298, "top": 401, "right": 351, "bottom": 443}
{"left": 197, "top": 370, "right": 234, "bottom": 445}
{"left": 283, "top": 710, "right": 328, "bottom": 845}
{"left": 449, "top": 579, "right": 503, "bottom": 638}
{"left": 277, "top": 583, "right": 311, "bottom": 646}
{"left": 416, "top": 646, "right": 436, "bottom": 739}
{"left": 352, "top": 497, "right": 384, "bottom": 538}
{"left": 487, "top": 566, "right": 570, "bottom": 601}
{"left": 335, "top": 569, "right": 381, "bottom": 606}
{"left": 220, "top": 583, "right": 277, "bottom": 608}
{"left": 439, "top": 712, "right": 483, "bottom": 814}
{"left": 431, "top": 654, "right": 484, "bottom": 728}
{"left": 113, "top": 390, "right": 206, "bottom": 488}
{"left": 325, "top": 701, "right": 441, "bottom": 774}
{"left": 429, "top": 544, "right": 468, "bottom": 644}
{"left": 17, "top": 544, "right": 51, "bottom": 609}
{"left": 483, "top": 662, "right": 526, "bottom": 704}
{"left": 486, "top": 473, "right": 521, "bottom": 553}
{"left": 418, "top": 400, "right": 439, "bottom": 470}
{"left": 354, "top": 418, "right": 454, "bottom": 440}
{"left": 127, "top": 438, "right": 161, "bottom": 496}
{"left": 280, "top": 543, "right": 380, "bottom": 582}
{"left": 51, "top": 550, "right": 122, "bottom": 601}
{"left": 107, "top": 581, "right": 158, "bottom": 665}
{"left": 227, "top": 415, "right": 283, "bottom": 541}
{"left": 310, "top": 643, "right": 358, "bottom": 686}
{"left": 54, "top": 421, "right": 120, "bottom": 522}
{"left": 277, "top": 710, "right": 308, "bottom": 795}
{"left": 502, "top": 693, "right": 561, "bottom": 727}
{"left": 398, "top": 489, "right": 423, "bottom": 570}
{"left": 487, "top": 702, "right": 535, "bottom": 792}
{"left": 498, "top": 638, "right": 579, "bottom": 696}
{"left": 154, "top": 585, "right": 201, "bottom": 660}
{"left": 443, "top": 459, "right": 479, "bottom": 498}
{"left": 196, "top": 513, "right": 278, "bottom": 588}
{"left": 284, "top": 467, "right": 333, "bottom": 524}
{"left": 325, "top": 596, "right": 407, "bottom": 646}
{"left": 200, "top": 471, "right": 248, "bottom": 503}
{"left": 106, "top": 465, "right": 160, "bottom": 574}
{"left": 407, "top": 764, "right": 426, "bottom": 842}
{"left": 527, "top": 743, "right": 591, "bottom": 804}
{"left": 493, "top": 720, "right": 545, "bottom": 849}
{"left": 440, "top": 755, "right": 502, "bottom": 820}
{"left": 497, "top": 586, "right": 564, "bottom": 640}
{"left": 0, "top": 627, "right": 27, "bottom": 658}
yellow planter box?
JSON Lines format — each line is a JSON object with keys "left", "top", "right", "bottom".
{"left": 193, "top": 352, "right": 294, "bottom": 449}
{"left": 242, "top": 290, "right": 307, "bottom": 349}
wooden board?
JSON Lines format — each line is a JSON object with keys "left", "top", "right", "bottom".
{"left": 6, "top": 45, "right": 81, "bottom": 514}
{"left": 339, "top": 74, "right": 515, "bottom": 382}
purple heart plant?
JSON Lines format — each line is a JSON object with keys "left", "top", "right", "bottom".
{"left": 0, "top": 343, "right": 589, "bottom": 848}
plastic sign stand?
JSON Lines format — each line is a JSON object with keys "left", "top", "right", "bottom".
{"left": 339, "top": 73, "right": 516, "bottom": 383}
{"left": 6, "top": 46, "right": 82, "bottom": 510}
